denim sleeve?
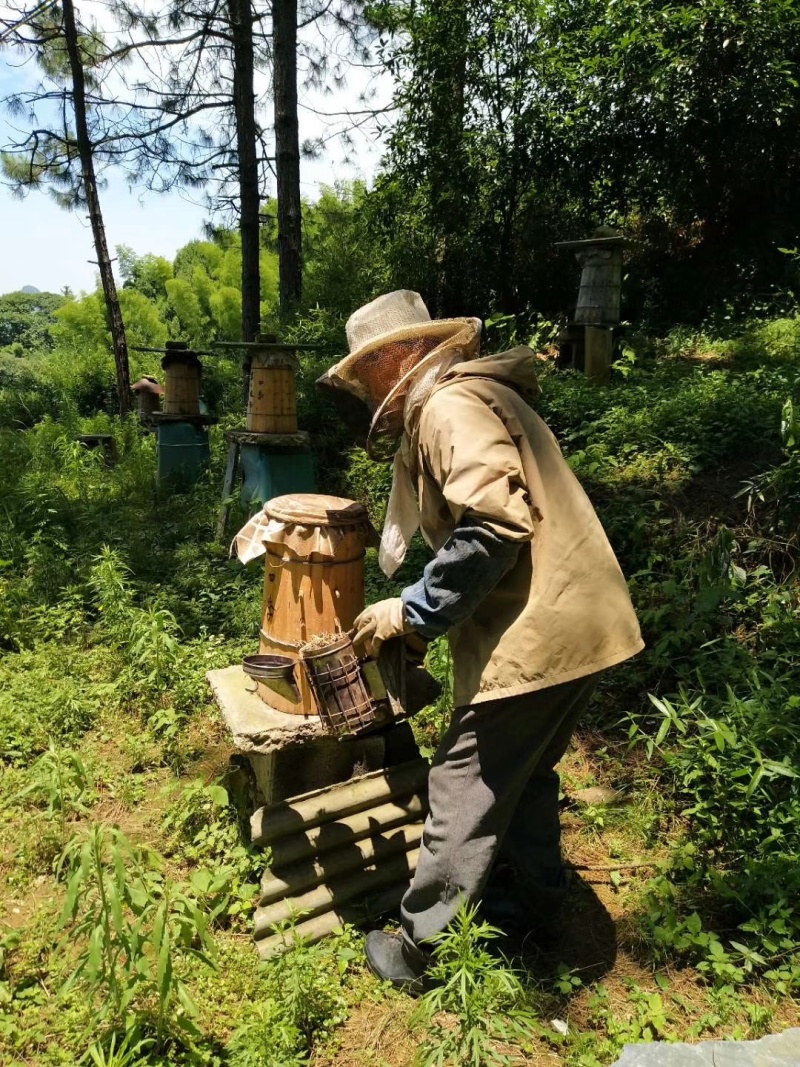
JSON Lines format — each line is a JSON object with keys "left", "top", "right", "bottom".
{"left": 401, "top": 524, "right": 521, "bottom": 639}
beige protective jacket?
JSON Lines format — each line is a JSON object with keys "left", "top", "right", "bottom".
{"left": 412, "top": 346, "right": 644, "bottom": 707}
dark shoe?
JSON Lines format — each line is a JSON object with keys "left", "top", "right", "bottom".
{"left": 365, "top": 930, "right": 427, "bottom": 994}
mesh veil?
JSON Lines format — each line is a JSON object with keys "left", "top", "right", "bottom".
{"left": 367, "top": 319, "right": 481, "bottom": 460}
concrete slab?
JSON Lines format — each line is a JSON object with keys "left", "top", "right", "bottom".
{"left": 207, "top": 665, "right": 323, "bottom": 753}
{"left": 610, "top": 1028, "right": 800, "bottom": 1066}
{"left": 208, "top": 665, "right": 423, "bottom": 807}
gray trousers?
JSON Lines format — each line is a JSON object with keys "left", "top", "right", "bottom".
{"left": 401, "top": 672, "right": 601, "bottom": 950}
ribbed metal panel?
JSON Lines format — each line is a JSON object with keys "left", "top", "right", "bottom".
{"left": 250, "top": 759, "right": 429, "bottom": 847}
{"left": 251, "top": 759, "right": 428, "bottom": 957}
{"left": 256, "top": 881, "right": 413, "bottom": 959}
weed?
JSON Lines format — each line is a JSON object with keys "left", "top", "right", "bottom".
{"left": 82, "top": 1028, "right": 153, "bottom": 1067}
{"left": 586, "top": 981, "right": 677, "bottom": 1047}
{"left": 552, "top": 963, "right": 584, "bottom": 997}
{"left": 263, "top": 920, "right": 353, "bottom": 1044}
{"left": 128, "top": 606, "right": 181, "bottom": 694}
{"left": 628, "top": 674, "right": 800, "bottom": 989}
{"left": 410, "top": 635, "right": 454, "bottom": 757}
{"left": 13, "top": 743, "right": 97, "bottom": 822}
{"left": 415, "top": 903, "right": 536, "bottom": 1067}
{"left": 57, "top": 825, "right": 217, "bottom": 1047}
{"left": 89, "top": 547, "right": 135, "bottom": 632}
{"left": 226, "top": 923, "right": 356, "bottom": 1065}
{"left": 162, "top": 778, "right": 260, "bottom": 925}
{"left": 0, "top": 645, "right": 110, "bottom": 763}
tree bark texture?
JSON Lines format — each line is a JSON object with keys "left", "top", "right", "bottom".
{"left": 229, "top": 0, "right": 261, "bottom": 342}
{"left": 426, "top": 0, "right": 468, "bottom": 317}
{"left": 273, "top": 0, "right": 302, "bottom": 314}
{"left": 61, "top": 0, "right": 131, "bottom": 417}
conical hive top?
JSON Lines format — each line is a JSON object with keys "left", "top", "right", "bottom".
{"left": 265, "top": 494, "right": 368, "bottom": 528}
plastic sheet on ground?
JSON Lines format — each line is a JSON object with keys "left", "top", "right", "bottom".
{"left": 611, "top": 1029, "right": 800, "bottom": 1066}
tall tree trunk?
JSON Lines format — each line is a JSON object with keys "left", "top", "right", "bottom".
{"left": 273, "top": 0, "right": 302, "bottom": 315}
{"left": 427, "top": 0, "right": 468, "bottom": 316}
{"left": 229, "top": 0, "right": 261, "bottom": 343}
{"left": 61, "top": 0, "right": 131, "bottom": 417}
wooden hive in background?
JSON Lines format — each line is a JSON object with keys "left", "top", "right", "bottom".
{"left": 161, "top": 342, "right": 203, "bottom": 417}
{"left": 247, "top": 351, "right": 299, "bottom": 434}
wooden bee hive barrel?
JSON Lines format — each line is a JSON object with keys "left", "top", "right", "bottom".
{"left": 131, "top": 377, "right": 164, "bottom": 420}
{"left": 162, "top": 345, "right": 202, "bottom": 416}
{"left": 574, "top": 243, "right": 624, "bottom": 326}
{"left": 258, "top": 494, "right": 373, "bottom": 715}
{"left": 247, "top": 351, "right": 299, "bottom": 434}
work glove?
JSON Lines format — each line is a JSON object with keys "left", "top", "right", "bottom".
{"left": 353, "top": 597, "right": 411, "bottom": 657}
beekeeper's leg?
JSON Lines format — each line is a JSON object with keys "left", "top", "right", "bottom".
{"left": 484, "top": 672, "right": 601, "bottom": 927}
{"left": 399, "top": 674, "right": 598, "bottom": 957}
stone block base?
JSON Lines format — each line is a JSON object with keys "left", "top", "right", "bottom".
{"left": 208, "top": 664, "right": 420, "bottom": 806}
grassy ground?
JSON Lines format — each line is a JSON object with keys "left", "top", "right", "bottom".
{"left": 2, "top": 691, "right": 794, "bottom": 1066}
{"left": 1, "top": 321, "right": 800, "bottom": 1064}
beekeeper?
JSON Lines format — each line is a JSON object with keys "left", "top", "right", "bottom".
{"left": 318, "top": 290, "right": 643, "bottom": 990}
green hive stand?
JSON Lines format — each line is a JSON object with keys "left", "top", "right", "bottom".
{"left": 155, "top": 417, "right": 215, "bottom": 488}
{"left": 217, "top": 429, "right": 315, "bottom": 539}
{"left": 239, "top": 436, "right": 315, "bottom": 505}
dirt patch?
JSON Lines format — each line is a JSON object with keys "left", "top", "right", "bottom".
{"left": 0, "top": 875, "right": 56, "bottom": 931}
{"left": 316, "top": 1001, "right": 564, "bottom": 1067}
{"left": 314, "top": 1000, "right": 418, "bottom": 1067}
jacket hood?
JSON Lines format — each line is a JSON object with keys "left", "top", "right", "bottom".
{"left": 440, "top": 345, "right": 541, "bottom": 404}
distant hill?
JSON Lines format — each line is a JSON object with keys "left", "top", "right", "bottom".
{"left": 20, "top": 285, "right": 41, "bottom": 294}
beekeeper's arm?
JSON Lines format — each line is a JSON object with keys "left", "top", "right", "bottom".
{"left": 402, "top": 389, "right": 535, "bottom": 636}
{"left": 354, "top": 389, "right": 535, "bottom": 653}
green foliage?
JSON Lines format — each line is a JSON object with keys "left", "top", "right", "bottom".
{"left": 226, "top": 999, "right": 309, "bottom": 1067}
{"left": 0, "top": 290, "right": 66, "bottom": 351}
{"left": 127, "top": 606, "right": 181, "bottom": 694}
{"left": 301, "top": 182, "right": 390, "bottom": 314}
{"left": 118, "top": 238, "right": 257, "bottom": 350}
{"left": 628, "top": 674, "right": 800, "bottom": 990}
{"left": 58, "top": 826, "right": 217, "bottom": 1046}
{"left": 343, "top": 448, "right": 394, "bottom": 528}
{"left": 739, "top": 397, "right": 800, "bottom": 536}
{"left": 0, "top": 646, "right": 107, "bottom": 763}
{"left": 88, "top": 550, "right": 180, "bottom": 697}
{"left": 409, "top": 635, "right": 454, "bottom": 758}
{"left": 372, "top": 0, "right": 800, "bottom": 321}
{"left": 415, "top": 903, "right": 536, "bottom": 1066}
{"left": 13, "top": 743, "right": 97, "bottom": 821}
{"left": 226, "top": 924, "right": 356, "bottom": 1066}
{"left": 161, "top": 778, "right": 259, "bottom": 925}
{"left": 587, "top": 982, "right": 676, "bottom": 1047}
{"left": 82, "top": 1029, "right": 153, "bottom": 1067}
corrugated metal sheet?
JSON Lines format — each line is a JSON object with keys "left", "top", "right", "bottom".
{"left": 250, "top": 759, "right": 428, "bottom": 957}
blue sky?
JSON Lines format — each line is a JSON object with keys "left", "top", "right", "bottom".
{"left": 0, "top": 15, "right": 388, "bottom": 295}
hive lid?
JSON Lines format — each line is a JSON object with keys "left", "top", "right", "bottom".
{"left": 265, "top": 494, "right": 368, "bottom": 527}
{"left": 232, "top": 494, "right": 376, "bottom": 565}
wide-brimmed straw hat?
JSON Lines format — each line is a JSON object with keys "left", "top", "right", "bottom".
{"left": 319, "top": 290, "right": 481, "bottom": 459}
